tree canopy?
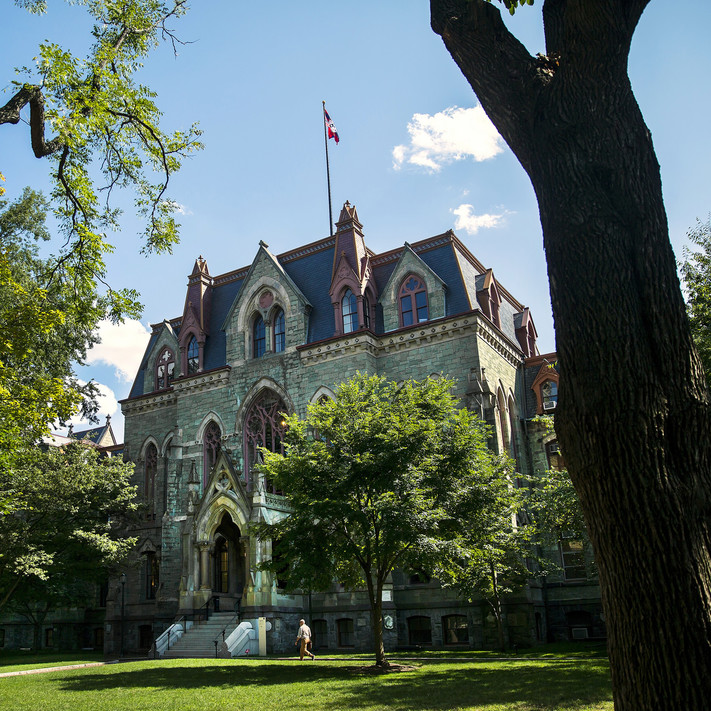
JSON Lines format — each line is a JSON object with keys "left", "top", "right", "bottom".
{"left": 1, "top": 0, "right": 200, "bottom": 490}
{"left": 0, "top": 188, "right": 103, "bottom": 478}
{"left": 0, "top": 442, "right": 138, "bottom": 622}
{"left": 679, "top": 218, "right": 711, "bottom": 385}
{"left": 254, "top": 373, "right": 514, "bottom": 667}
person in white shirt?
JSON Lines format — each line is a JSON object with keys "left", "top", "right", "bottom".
{"left": 295, "top": 618, "right": 315, "bottom": 660}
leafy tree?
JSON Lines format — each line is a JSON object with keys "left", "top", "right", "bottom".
{"left": 430, "top": 1, "right": 711, "bottom": 707}
{"left": 0, "top": 188, "right": 102, "bottom": 483}
{"left": 1, "top": 0, "right": 200, "bottom": 501}
{"left": 1, "top": 0, "right": 201, "bottom": 260}
{"left": 679, "top": 218, "right": 711, "bottom": 385}
{"left": 433, "top": 468, "right": 547, "bottom": 651}
{"left": 0, "top": 442, "right": 138, "bottom": 641}
{"left": 254, "top": 373, "right": 507, "bottom": 667}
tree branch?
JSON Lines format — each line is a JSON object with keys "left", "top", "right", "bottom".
{"left": 0, "top": 85, "right": 62, "bottom": 157}
{"left": 430, "top": 0, "right": 541, "bottom": 171}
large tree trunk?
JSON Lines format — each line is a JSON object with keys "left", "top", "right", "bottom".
{"left": 431, "top": 1, "right": 711, "bottom": 709}
{"left": 366, "top": 575, "right": 389, "bottom": 667}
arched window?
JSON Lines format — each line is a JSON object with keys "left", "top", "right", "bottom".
{"left": 155, "top": 348, "right": 175, "bottom": 390}
{"left": 508, "top": 396, "right": 519, "bottom": 462}
{"left": 399, "top": 275, "right": 428, "bottom": 327}
{"left": 497, "top": 390, "right": 510, "bottom": 455}
{"left": 145, "top": 443, "right": 157, "bottom": 518}
{"left": 187, "top": 336, "right": 199, "bottom": 374}
{"left": 273, "top": 309, "right": 285, "bottom": 353}
{"left": 243, "top": 392, "right": 287, "bottom": 493}
{"left": 203, "top": 422, "right": 221, "bottom": 488}
{"left": 489, "top": 292, "right": 501, "bottom": 328}
{"left": 341, "top": 289, "right": 358, "bottom": 333}
{"left": 253, "top": 315, "right": 266, "bottom": 358}
{"left": 363, "top": 294, "right": 371, "bottom": 330}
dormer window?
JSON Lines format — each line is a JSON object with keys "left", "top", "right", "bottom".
{"left": 531, "top": 362, "right": 560, "bottom": 415}
{"left": 400, "top": 275, "right": 428, "bottom": 327}
{"left": 274, "top": 308, "right": 285, "bottom": 353}
{"left": 363, "top": 295, "right": 371, "bottom": 330}
{"left": 342, "top": 289, "right": 358, "bottom": 334}
{"left": 187, "top": 336, "right": 199, "bottom": 374}
{"left": 253, "top": 315, "right": 266, "bottom": 358}
{"left": 156, "top": 348, "right": 175, "bottom": 390}
{"left": 542, "top": 380, "right": 558, "bottom": 411}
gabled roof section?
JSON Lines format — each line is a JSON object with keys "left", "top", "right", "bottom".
{"left": 221, "top": 241, "right": 312, "bottom": 331}
{"left": 378, "top": 242, "right": 447, "bottom": 300}
{"left": 70, "top": 417, "right": 117, "bottom": 448}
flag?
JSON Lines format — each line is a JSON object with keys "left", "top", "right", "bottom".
{"left": 324, "top": 107, "right": 339, "bottom": 144}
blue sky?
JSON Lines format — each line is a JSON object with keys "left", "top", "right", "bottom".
{"left": 2, "top": 2, "right": 710, "bottom": 440}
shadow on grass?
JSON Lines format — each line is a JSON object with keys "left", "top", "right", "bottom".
{"left": 58, "top": 660, "right": 612, "bottom": 710}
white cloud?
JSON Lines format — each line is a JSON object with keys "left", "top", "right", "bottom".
{"left": 393, "top": 106, "right": 504, "bottom": 172}
{"left": 64, "top": 380, "right": 119, "bottom": 428}
{"left": 164, "top": 200, "right": 193, "bottom": 216}
{"left": 452, "top": 204, "right": 505, "bottom": 235}
{"left": 87, "top": 319, "right": 152, "bottom": 383}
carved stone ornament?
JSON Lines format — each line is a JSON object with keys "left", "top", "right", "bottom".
{"left": 259, "top": 290, "right": 274, "bottom": 309}
{"left": 215, "top": 468, "right": 231, "bottom": 493}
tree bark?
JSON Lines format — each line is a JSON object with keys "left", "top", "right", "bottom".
{"left": 366, "top": 574, "right": 389, "bottom": 667}
{"left": 431, "top": 1, "right": 711, "bottom": 709}
{"left": 0, "top": 85, "right": 63, "bottom": 158}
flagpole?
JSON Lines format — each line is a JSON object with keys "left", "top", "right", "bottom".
{"left": 323, "top": 100, "right": 334, "bottom": 236}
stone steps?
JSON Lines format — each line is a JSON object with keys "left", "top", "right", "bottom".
{"left": 162, "top": 613, "right": 238, "bottom": 659}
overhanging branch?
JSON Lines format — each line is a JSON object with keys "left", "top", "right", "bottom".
{"left": 0, "top": 85, "right": 63, "bottom": 158}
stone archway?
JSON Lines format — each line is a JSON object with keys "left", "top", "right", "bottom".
{"left": 212, "top": 511, "right": 245, "bottom": 600}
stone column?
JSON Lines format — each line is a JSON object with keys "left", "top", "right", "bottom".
{"left": 198, "top": 542, "right": 211, "bottom": 589}
{"left": 240, "top": 536, "right": 252, "bottom": 591}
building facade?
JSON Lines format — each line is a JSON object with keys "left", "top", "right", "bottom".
{"left": 107, "top": 202, "right": 603, "bottom": 656}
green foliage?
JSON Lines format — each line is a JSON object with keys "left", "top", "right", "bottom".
{"left": 486, "top": 0, "right": 534, "bottom": 16}
{"left": 254, "top": 373, "right": 510, "bottom": 663}
{"left": 0, "top": 189, "right": 104, "bottom": 481}
{"left": 0, "top": 442, "right": 138, "bottom": 614}
{"left": 2, "top": 0, "right": 201, "bottom": 316}
{"left": 679, "top": 217, "right": 711, "bottom": 385}
{"left": 527, "top": 467, "right": 588, "bottom": 545}
{"left": 432, "top": 464, "right": 550, "bottom": 649}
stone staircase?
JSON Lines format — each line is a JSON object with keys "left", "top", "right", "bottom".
{"left": 162, "top": 612, "right": 238, "bottom": 659}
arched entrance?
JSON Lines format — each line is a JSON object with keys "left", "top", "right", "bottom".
{"left": 211, "top": 512, "right": 245, "bottom": 608}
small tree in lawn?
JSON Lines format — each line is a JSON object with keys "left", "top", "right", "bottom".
{"left": 254, "top": 372, "right": 504, "bottom": 668}
{"left": 433, "top": 463, "right": 548, "bottom": 651}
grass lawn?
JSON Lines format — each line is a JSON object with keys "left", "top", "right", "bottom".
{"left": 0, "top": 650, "right": 104, "bottom": 674}
{"left": 0, "top": 654, "right": 613, "bottom": 711}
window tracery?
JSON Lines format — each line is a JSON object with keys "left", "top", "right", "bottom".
{"left": 145, "top": 443, "right": 157, "bottom": 518}
{"left": 341, "top": 289, "right": 358, "bottom": 333}
{"left": 399, "top": 275, "right": 428, "bottom": 327}
{"left": 243, "top": 392, "right": 287, "bottom": 493}
{"left": 203, "top": 421, "right": 221, "bottom": 488}
{"left": 187, "top": 336, "right": 199, "bottom": 374}
{"left": 273, "top": 308, "right": 285, "bottom": 353}
{"left": 155, "top": 348, "right": 175, "bottom": 390}
{"left": 253, "top": 316, "right": 266, "bottom": 358}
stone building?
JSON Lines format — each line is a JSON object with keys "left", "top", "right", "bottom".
{"left": 107, "top": 202, "right": 602, "bottom": 657}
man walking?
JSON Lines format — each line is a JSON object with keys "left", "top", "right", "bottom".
{"left": 295, "top": 618, "right": 315, "bottom": 660}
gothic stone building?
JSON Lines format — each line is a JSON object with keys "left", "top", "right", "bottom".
{"left": 107, "top": 202, "right": 602, "bottom": 656}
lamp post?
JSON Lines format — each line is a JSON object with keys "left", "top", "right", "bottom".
{"left": 119, "top": 573, "right": 126, "bottom": 658}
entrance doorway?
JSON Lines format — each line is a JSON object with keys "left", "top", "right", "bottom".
{"left": 212, "top": 512, "right": 244, "bottom": 605}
